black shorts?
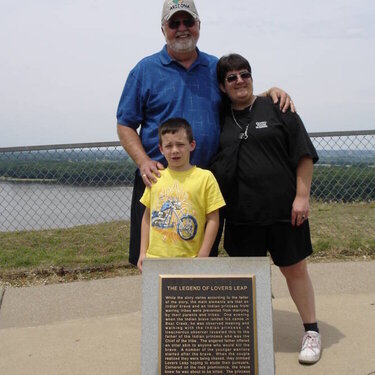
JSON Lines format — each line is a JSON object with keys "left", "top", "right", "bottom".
{"left": 128, "top": 171, "right": 222, "bottom": 266}
{"left": 224, "top": 220, "right": 313, "bottom": 267}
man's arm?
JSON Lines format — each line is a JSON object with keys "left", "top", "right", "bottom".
{"left": 137, "top": 207, "right": 150, "bottom": 272}
{"left": 117, "top": 124, "right": 164, "bottom": 187}
{"left": 197, "top": 209, "right": 220, "bottom": 257}
{"left": 257, "top": 87, "right": 296, "bottom": 113}
{"left": 291, "top": 156, "right": 313, "bottom": 227}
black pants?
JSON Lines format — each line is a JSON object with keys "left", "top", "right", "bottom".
{"left": 128, "top": 171, "right": 222, "bottom": 266}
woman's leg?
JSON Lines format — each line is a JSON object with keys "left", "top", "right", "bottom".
{"left": 279, "top": 259, "right": 316, "bottom": 324}
{"left": 278, "top": 251, "right": 321, "bottom": 364}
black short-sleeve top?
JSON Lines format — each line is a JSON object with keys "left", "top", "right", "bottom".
{"left": 219, "top": 96, "right": 319, "bottom": 225}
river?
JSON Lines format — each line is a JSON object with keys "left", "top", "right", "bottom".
{"left": 0, "top": 182, "right": 133, "bottom": 232}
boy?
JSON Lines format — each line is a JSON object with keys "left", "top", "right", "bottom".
{"left": 137, "top": 118, "right": 225, "bottom": 272}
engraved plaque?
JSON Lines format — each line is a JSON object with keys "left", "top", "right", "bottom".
{"left": 159, "top": 275, "right": 258, "bottom": 375}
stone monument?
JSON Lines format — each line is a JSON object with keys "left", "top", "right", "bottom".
{"left": 142, "top": 257, "right": 274, "bottom": 375}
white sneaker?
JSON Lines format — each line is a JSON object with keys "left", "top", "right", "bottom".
{"left": 298, "top": 331, "right": 322, "bottom": 364}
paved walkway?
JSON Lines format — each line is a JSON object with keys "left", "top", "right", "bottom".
{"left": 0, "top": 261, "right": 374, "bottom": 374}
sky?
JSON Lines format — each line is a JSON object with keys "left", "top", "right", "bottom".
{"left": 1, "top": 0, "right": 374, "bottom": 148}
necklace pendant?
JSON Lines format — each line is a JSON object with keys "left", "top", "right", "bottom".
{"left": 239, "top": 124, "right": 249, "bottom": 140}
{"left": 231, "top": 97, "right": 257, "bottom": 132}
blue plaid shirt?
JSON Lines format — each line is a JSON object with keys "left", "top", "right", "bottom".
{"left": 117, "top": 45, "right": 221, "bottom": 168}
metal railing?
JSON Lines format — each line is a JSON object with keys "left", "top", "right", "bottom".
{"left": 1, "top": 131, "right": 374, "bottom": 232}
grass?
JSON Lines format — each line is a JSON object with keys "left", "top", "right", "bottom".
{"left": 309, "top": 201, "right": 375, "bottom": 260}
{"left": 0, "top": 221, "right": 130, "bottom": 269}
{"left": 1, "top": 201, "right": 374, "bottom": 286}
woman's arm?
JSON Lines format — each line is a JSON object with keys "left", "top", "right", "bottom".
{"left": 291, "top": 156, "right": 313, "bottom": 227}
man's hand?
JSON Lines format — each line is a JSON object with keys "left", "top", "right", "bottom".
{"left": 267, "top": 87, "right": 296, "bottom": 113}
{"left": 117, "top": 125, "right": 165, "bottom": 187}
{"left": 140, "top": 159, "right": 164, "bottom": 187}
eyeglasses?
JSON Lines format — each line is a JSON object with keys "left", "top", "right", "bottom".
{"left": 168, "top": 18, "right": 196, "bottom": 29}
{"left": 225, "top": 71, "right": 252, "bottom": 83}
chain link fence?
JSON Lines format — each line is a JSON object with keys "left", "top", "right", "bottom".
{"left": 0, "top": 142, "right": 136, "bottom": 232}
{"left": 310, "top": 130, "right": 375, "bottom": 202}
{"left": 1, "top": 130, "right": 374, "bottom": 232}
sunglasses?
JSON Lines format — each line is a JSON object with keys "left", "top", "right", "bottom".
{"left": 225, "top": 71, "right": 252, "bottom": 83}
{"left": 168, "top": 18, "right": 196, "bottom": 29}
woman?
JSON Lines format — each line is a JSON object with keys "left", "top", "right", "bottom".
{"left": 213, "top": 54, "right": 321, "bottom": 365}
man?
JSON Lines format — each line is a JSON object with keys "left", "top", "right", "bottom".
{"left": 117, "top": 0, "right": 292, "bottom": 266}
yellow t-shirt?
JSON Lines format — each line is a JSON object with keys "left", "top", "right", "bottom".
{"left": 140, "top": 166, "right": 225, "bottom": 258}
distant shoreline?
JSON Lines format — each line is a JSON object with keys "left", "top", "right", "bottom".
{"left": 0, "top": 176, "right": 57, "bottom": 184}
{"left": 0, "top": 176, "right": 133, "bottom": 187}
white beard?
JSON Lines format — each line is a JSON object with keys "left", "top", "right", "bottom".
{"left": 165, "top": 33, "right": 198, "bottom": 53}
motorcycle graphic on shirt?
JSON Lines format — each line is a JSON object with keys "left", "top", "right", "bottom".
{"left": 151, "top": 198, "right": 198, "bottom": 240}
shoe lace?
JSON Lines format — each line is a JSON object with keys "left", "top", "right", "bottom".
{"left": 302, "top": 333, "right": 320, "bottom": 352}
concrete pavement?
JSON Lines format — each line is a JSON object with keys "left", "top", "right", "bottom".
{"left": 0, "top": 261, "right": 375, "bottom": 374}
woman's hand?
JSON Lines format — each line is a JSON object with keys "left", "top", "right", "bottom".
{"left": 291, "top": 196, "right": 310, "bottom": 227}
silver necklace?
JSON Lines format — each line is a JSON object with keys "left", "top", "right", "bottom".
{"left": 230, "top": 96, "right": 257, "bottom": 130}
{"left": 230, "top": 96, "right": 257, "bottom": 140}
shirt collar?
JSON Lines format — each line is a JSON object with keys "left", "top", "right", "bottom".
{"left": 160, "top": 44, "right": 209, "bottom": 69}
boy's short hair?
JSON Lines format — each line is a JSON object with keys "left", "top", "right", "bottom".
{"left": 158, "top": 118, "right": 194, "bottom": 145}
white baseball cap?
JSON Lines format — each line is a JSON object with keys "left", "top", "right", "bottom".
{"left": 161, "top": 0, "right": 199, "bottom": 23}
